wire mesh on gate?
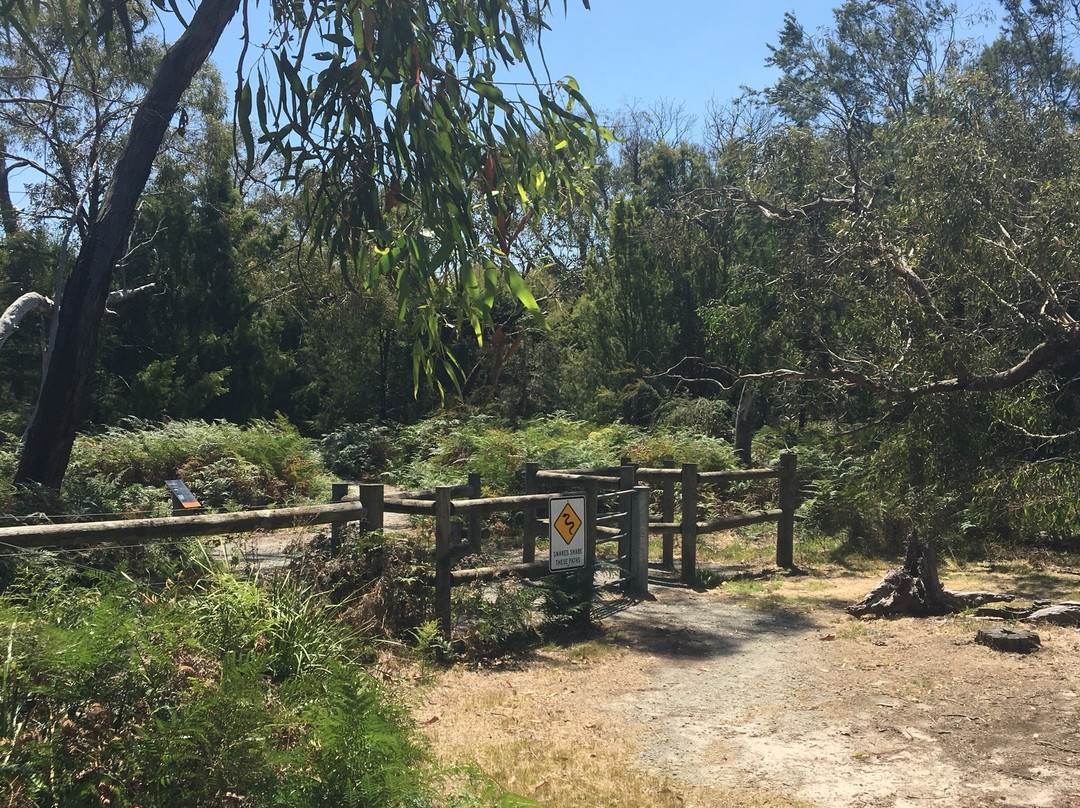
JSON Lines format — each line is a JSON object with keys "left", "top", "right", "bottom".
{"left": 594, "top": 488, "right": 634, "bottom": 591}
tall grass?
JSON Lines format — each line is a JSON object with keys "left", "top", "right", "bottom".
{"left": 0, "top": 551, "right": 442, "bottom": 808}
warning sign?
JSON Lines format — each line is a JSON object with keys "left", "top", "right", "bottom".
{"left": 549, "top": 495, "right": 586, "bottom": 571}
{"left": 554, "top": 502, "right": 582, "bottom": 544}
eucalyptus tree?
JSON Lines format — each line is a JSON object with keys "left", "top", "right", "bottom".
{"left": 676, "top": 0, "right": 1080, "bottom": 422}
{"left": 3, "top": 0, "right": 602, "bottom": 488}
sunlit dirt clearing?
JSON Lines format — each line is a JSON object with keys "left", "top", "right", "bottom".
{"left": 412, "top": 563, "right": 1080, "bottom": 808}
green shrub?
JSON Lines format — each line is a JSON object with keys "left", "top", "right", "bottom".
{"left": 0, "top": 553, "right": 434, "bottom": 808}
{"left": 292, "top": 529, "right": 435, "bottom": 641}
{"left": 321, "top": 421, "right": 400, "bottom": 480}
{"left": 535, "top": 568, "right": 594, "bottom": 630}
{"left": 57, "top": 417, "right": 328, "bottom": 516}
{"left": 451, "top": 579, "right": 542, "bottom": 658}
{"left": 784, "top": 394, "right": 1080, "bottom": 559}
{"left": 652, "top": 396, "right": 734, "bottom": 438}
{"left": 391, "top": 412, "right": 736, "bottom": 494}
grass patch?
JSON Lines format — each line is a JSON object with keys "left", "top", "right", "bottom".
{"left": 719, "top": 575, "right": 783, "bottom": 597}
{"left": 566, "top": 640, "right": 622, "bottom": 663}
{"left": 834, "top": 620, "right": 869, "bottom": 641}
{"left": 740, "top": 592, "right": 792, "bottom": 611}
{"left": 0, "top": 549, "right": 443, "bottom": 808}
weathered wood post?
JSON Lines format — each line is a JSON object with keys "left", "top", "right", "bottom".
{"left": 330, "top": 482, "right": 350, "bottom": 550}
{"left": 523, "top": 462, "right": 539, "bottom": 563}
{"left": 434, "top": 486, "right": 454, "bottom": 642}
{"left": 680, "top": 463, "right": 698, "bottom": 586}
{"left": 630, "top": 484, "right": 650, "bottom": 598}
{"left": 619, "top": 457, "right": 638, "bottom": 583}
{"left": 777, "top": 451, "right": 798, "bottom": 569}
{"left": 467, "top": 472, "right": 483, "bottom": 553}
{"left": 359, "top": 483, "right": 384, "bottom": 533}
{"left": 661, "top": 458, "right": 676, "bottom": 568}
{"left": 584, "top": 476, "right": 599, "bottom": 590}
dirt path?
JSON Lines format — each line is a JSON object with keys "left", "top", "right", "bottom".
{"left": 415, "top": 566, "right": 1080, "bottom": 808}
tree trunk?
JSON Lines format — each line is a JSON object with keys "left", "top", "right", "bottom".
{"left": 14, "top": 0, "right": 240, "bottom": 488}
{"left": 847, "top": 531, "right": 1012, "bottom": 617}
{"left": 734, "top": 382, "right": 757, "bottom": 466}
{"left": 0, "top": 143, "right": 20, "bottom": 237}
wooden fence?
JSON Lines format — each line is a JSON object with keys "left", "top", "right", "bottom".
{"left": 0, "top": 452, "right": 796, "bottom": 636}
{"left": 349, "top": 480, "right": 651, "bottom": 640}
{"left": 528, "top": 451, "right": 798, "bottom": 585}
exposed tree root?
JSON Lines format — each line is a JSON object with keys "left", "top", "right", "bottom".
{"left": 977, "top": 601, "right": 1080, "bottom": 626}
{"left": 847, "top": 532, "right": 1013, "bottom": 617}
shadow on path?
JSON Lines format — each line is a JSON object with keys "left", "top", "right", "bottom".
{"left": 600, "top": 588, "right": 821, "bottom": 661}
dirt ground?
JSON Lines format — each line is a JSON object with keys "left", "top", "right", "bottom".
{"left": 412, "top": 562, "right": 1080, "bottom": 808}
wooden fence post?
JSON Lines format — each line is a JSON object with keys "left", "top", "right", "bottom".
{"left": 630, "top": 484, "right": 650, "bottom": 598}
{"left": 777, "top": 451, "right": 797, "bottom": 569}
{"left": 584, "top": 476, "right": 599, "bottom": 590}
{"left": 359, "top": 483, "right": 384, "bottom": 533}
{"left": 434, "top": 486, "right": 454, "bottom": 642}
{"left": 330, "top": 482, "right": 350, "bottom": 550}
{"left": 467, "top": 472, "right": 483, "bottom": 553}
{"left": 680, "top": 463, "right": 698, "bottom": 586}
{"left": 523, "top": 462, "right": 538, "bottom": 563}
{"left": 619, "top": 457, "right": 638, "bottom": 579}
{"left": 661, "top": 458, "right": 675, "bottom": 568}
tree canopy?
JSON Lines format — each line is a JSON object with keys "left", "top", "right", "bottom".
{"left": 5, "top": 0, "right": 1080, "bottom": 552}
{"left": 0, "top": 0, "right": 604, "bottom": 487}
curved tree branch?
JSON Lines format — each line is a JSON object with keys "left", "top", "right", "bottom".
{"left": 1, "top": 282, "right": 158, "bottom": 350}
{"left": 0, "top": 292, "right": 52, "bottom": 350}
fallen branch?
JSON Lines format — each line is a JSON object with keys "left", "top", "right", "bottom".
{"left": 975, "top": 601, "right": 1080, "bottom": 627}
{"left": 0, "top": 291, "right": 51, "bottom": 349}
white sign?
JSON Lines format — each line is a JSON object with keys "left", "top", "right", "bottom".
{"left": 549, "top": 495, "right": 586, "bottom": 571}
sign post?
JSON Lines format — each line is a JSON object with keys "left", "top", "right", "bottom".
{"left": 165, "top": 479, "right": 203, "bottom": 516}
{"left": 548, "top": 494, "right": 586, "bottom": 572}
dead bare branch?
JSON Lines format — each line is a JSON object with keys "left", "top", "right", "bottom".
{"left": 0, "top": 292, "right": 52, "bottom": 349}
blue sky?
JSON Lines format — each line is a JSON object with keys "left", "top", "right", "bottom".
{"left": 204, "top": 0, "right": 1002, "bottom": 137}
{"left": 495, "top": 0, "right": 999, "bottom": 130}
{"left": 520, "top": 0, "right": 841, "bottom": 120}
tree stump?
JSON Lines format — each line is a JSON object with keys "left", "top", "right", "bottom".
{"left": 975, "top": 626, "right": 1041, "bottom": 653}
{"left": 847, "top": 531, "right": 1012, "bottom": 618}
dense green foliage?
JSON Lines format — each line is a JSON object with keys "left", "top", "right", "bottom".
{"left": 5, "top": 0, "right": 1080, "bottom": 553}
{"left": 387, "top": 412, "right": 737, "bottom": 493}
{"left": 0, "top": 554, "right": 440, "bottom": 808}
{"left": 0, "top": 419, "right": 327, "bottom": 518}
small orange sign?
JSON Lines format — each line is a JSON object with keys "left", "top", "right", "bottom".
{"left": 554, "top": 502, "right": 582, "bottom": 545}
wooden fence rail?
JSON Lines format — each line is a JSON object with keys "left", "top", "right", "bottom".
{"left": 0, "top": 501, "right": 369, "bottom": 550}
{"left": 526, "top": 452, "right": 799, "bottom": 584}
{"left": 0, "top": 453, "right": 796, "bottom": 637}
